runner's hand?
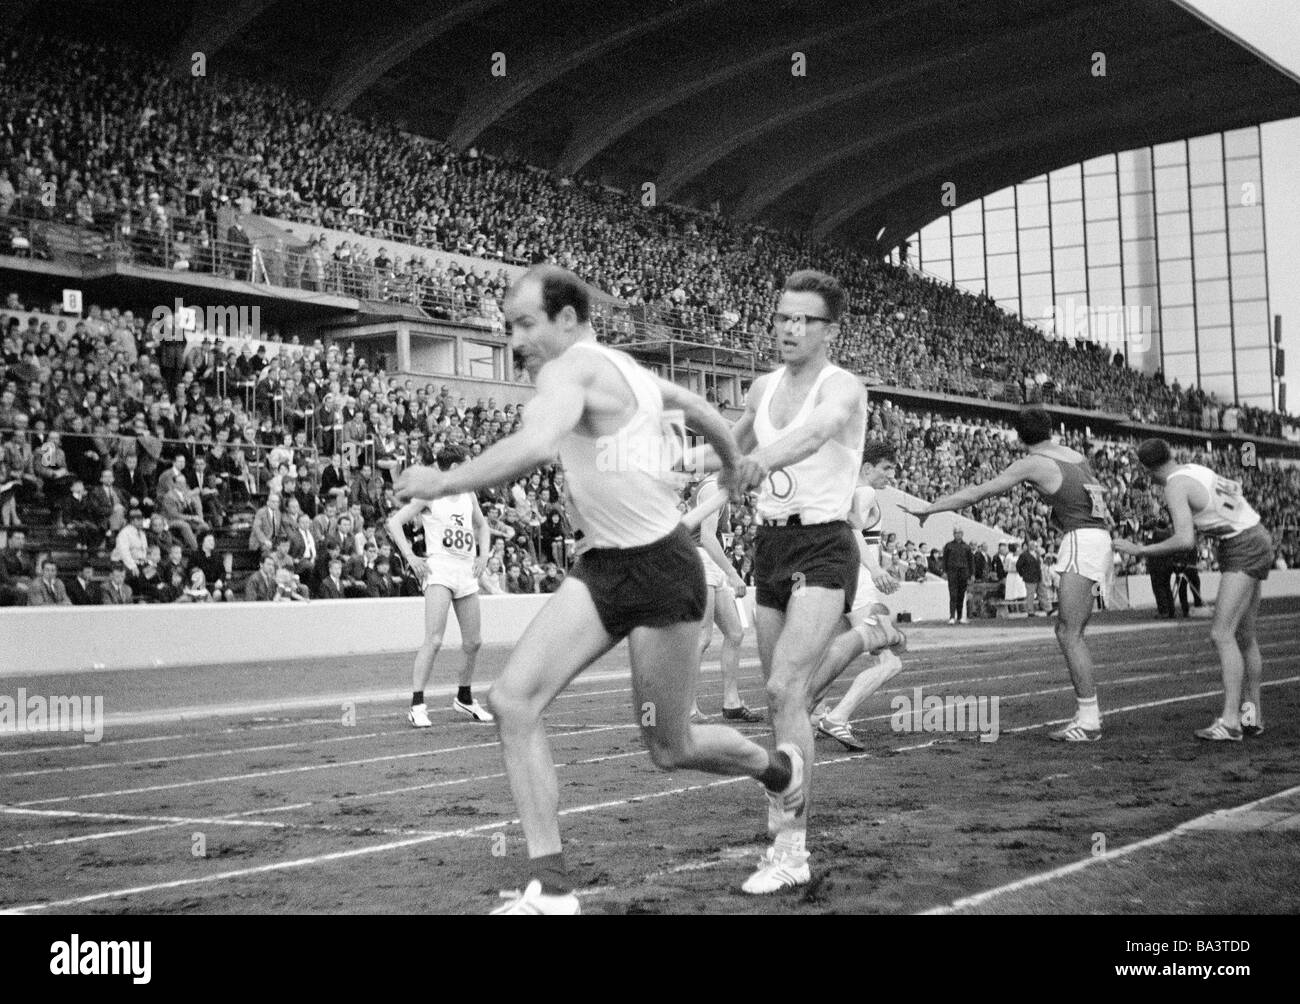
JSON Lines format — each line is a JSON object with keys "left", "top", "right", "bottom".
{"left": 395, "top": 465, "right": 445, "bottom": 502}
{"left": 407, "top": 556, "right": 430, "bottom": 581}
{"left": 721, "top": 456, "right": 765, "bottom": 497}
{"left": 1112, "top": 538, "right": 1142, "bottom": 557}
{"left": 729, "top": 575, "right": 747, "bottom": 599}
{"left": 472, "top": 555, "right": 488, "bottom": 577}
{"left": 900, "top": 505, "right": 929, "bottom": 527}
{"left": 872, "top": 571, "right": 899, "bottom": 594}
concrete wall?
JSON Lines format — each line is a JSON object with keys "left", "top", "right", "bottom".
{"left": 5, "top": 572, "right": 1298, "bottom": 676}
{"left": 2, "top": 595, "right": 551, "bottom": 676}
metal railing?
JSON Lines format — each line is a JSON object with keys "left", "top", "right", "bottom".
{"left": 3, "top": 210, "right": 1296, "bottom": 435}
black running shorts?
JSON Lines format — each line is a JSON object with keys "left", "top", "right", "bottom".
{"left": 1217, "top": 524, "right": 1273, "bottom": 581}
{"left": 754, "top": 521, "right": 859, "bottom": 613}
{"left": 570, "top": 523, "right": 707, "bottom": 639}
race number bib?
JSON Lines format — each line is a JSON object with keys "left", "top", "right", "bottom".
{"left": 1083, "top": 482, "right": 1108, "bottom": 519}
{"left": 1211, "top": 476, "right": 1244, "bottom": 517}
{"left": 441, "top": 513, "right": 474, "bottom": 554}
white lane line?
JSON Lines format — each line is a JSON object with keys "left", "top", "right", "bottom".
{"left": 10, "top": 672, "right": 1297, "bottom": 914}
{"left": 3, "top": 632, "right": 1248, "bottom": 781}
{"left": 7, "top": 642, "right": 1277, "bottom": 817}
{"left": 570, "top": 679, "right": 1300, "bottom": 904}
{"left": 0, "top": 804, "right": 440, "bottom": 852}
{"left": 5, "top": 607, "right": 1266, "bottom": 750}
{"left": 1002, "top": 674, "right": 1300, "bottom": 734}
{"left": 920, "top": 777, "right": 1300, "bottom": 915}
{"left": 5, "top": 725, "right": 629, "bottom": 807}
{"left": 0, "top": 660, "right": 1067, "bottom": 796}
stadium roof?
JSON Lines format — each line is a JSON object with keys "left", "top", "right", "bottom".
{"left": 29, "top": 0, "right": 1300, "bottom": 251}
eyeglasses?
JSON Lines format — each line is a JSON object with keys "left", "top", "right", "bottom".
{"left": 769, "top": 312, "right": 833, "bottom": 330}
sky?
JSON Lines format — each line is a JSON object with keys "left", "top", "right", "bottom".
{"left": 1182, "top": 0, "right": 1300, "bottom": 415}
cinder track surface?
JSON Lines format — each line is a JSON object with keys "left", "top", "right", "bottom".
{"left": 2, "top": 600, "right": 1297, "bottom": 914}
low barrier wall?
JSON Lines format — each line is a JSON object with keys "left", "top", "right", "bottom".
{"left": 5, "top": 572, "right": 1297, "bottom": 675}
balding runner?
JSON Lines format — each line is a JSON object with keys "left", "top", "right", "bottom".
{"left": 396, "top": 265, "right": 794, "bottom": 914}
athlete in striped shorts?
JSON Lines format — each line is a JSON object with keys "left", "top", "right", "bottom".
{"left": 904, "top": 407, "right": 1111, "bottom": 741}
{"left": 1114, "top": 438, "right": 1273, "bottom": 742}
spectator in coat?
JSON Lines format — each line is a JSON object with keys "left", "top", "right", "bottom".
{"left": 67, "top": 562, "right": 99, "bottom": 605}
{"left": 248, "top": 492, "right": 284, "bottom": 552}
{"left": 100, "top": 562, "right": 134, "bottom": 605}
{"left": 244, "top": 553, "right": 279, "bottom": 602}
{"left": 942, "top": 528, "right": 975, "bottom": 624}
{"left": 28, "top": 558, "right": 71, "bottom": 605}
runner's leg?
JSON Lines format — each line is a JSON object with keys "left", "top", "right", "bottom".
{"left": 1054, "top": 571, "right": 1098, "bottom": 701}
{"left": 767, "top": 586, "right": 848, "bottom": 829}
{"left": 451, "top": 592, "right": 481, "bottom": 688}
{"left": 713, "top": 584, "right": 747, "bottom": 709}
{"left": 630, "top": 620, "right": 771, "bottom": 776}
{"left": 489, "top": 578, "right": 618, "bottom": 858}
{"left": 414, "top": 585, "right": 453, "bottom": 694}
{"left": 1209, "top": 571, "right": 1258, "bottom": 728}
{"left": 1237, "top": 578, "right": 1264, "bottom": 716}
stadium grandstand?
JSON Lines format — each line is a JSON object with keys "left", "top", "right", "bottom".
{"left": 3, "top": 2, "right": 1299, "bottom": 606}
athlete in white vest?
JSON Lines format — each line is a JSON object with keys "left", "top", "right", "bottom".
{"left": 730, "top": 269, "right": 904, "bottom": 894}
{"left": 806, "top": 440, "right": 909, "bottom": 752}
{"left": 387, "top": 445, "right": 493, "bottom": 727}
{"left": 1116, "top": 439, "right": 1274, "bottom": 741}
{"left": 396, "top": 265, "right": 789, "bottom": 915}
{"left": 680, "top": 474, "right": 763, "bottom": 723}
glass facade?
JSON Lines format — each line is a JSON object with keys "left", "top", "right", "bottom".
{"left": 898, "top": 126, "right": 1274, "bottom": 410}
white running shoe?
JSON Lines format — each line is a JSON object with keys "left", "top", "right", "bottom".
{"left": 1047, "top": 717, "right": 1102, "bottom": 742}
{"left": 489, "top": 879, "right": 580, "bottom": 915}
{"left": 958, "top": 616, "right": 969, "bottom": 624}
{"left": 947, "top": 617, "right": 956, "bottom": 625}
{"left": 741, "top": 846, "right": 811, "bottom": 895}
{"left": 407, "top": 703, "right": 432, "bottom": 728}
{"left": 765, "top": 743, "right": 806, "bottom": 836}
{"left": 454, "top": 697, "right": 494, "bottom": 722}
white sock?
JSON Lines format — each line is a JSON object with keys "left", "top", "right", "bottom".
{"left": 774, "top": 828, "right": 806, "bottom": 856}
{"left": 1076, "top": 696, "right": 1101, "bottom": 728}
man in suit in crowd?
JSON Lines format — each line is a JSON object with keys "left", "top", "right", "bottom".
{"left": 100, "top": 562, "right": 134, "bottom": 605}
{"left": 67, "top": 562, "right": 99, "bottom": 605}
{"left": 244, "top": 553, "right": 279, "bottom": 602}
{"left": 316, "top": 556, "right": 347, "bottom": 599}
{"left": 29, "top": 559, "right": 71, "bottom": 605}
{"left": 248, "top": 491, "right": 283, "bottom": 553}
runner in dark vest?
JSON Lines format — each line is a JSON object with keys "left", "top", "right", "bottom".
{"left": 903, "top": 407, "right": 1111, "bottom": 742}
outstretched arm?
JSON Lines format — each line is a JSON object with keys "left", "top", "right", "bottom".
{"left": 395, "top": 361, "right": 585, "bottom": 502}
{"left": 1114, "top": 479, "right": 1196, "bottom": 558}
{"left": 902, "top": 456, "right": 1041, "bottom": 526}
{"left": 655, "top": 376, "right": 764, "bottom": 496}
{"left": 750, "top": 371, "right": 862, "bottom": 473}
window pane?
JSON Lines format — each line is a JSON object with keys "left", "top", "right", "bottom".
{"left": 1189, "top": 157, "right": 1224, "bottom": 186}
{"left": 1153, "top": 141, "right": 1187, "bottom": 166}
{"left": 1050, "top": 166, "right": 1082, "bottom": 200}
{"left": 1224, "top": 127, "right": 1260, "bottom": 157}
{"left": 1160, "top": 227, "right": 1191, "bottom": 260}
{"left": 1191, "top": 186, "right": 1226, "bottom": 229}
{"left": 1155, "top": 167, "right": 1189, "bottom": 211}
{"left": 1194, "top": 231, "right": 1228, "bottom": 277}
{"left": 1019, "top": 226, "right": 1050, "bottom": 254}
{"left": 1231, "top": 274, "right": 1267, "bottom": 301}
